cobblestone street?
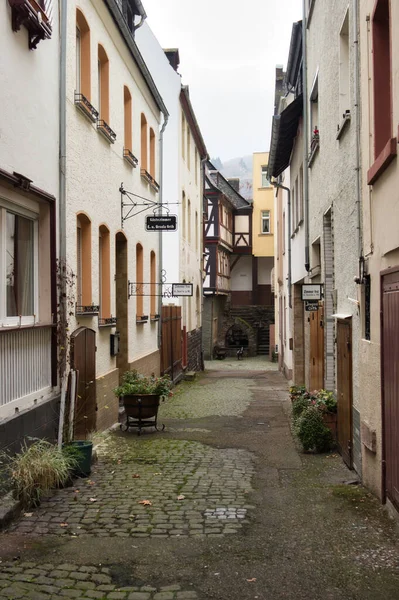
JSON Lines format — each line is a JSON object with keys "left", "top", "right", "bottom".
{"left": 1, "top": 358, "right": 399, "bottom": 599}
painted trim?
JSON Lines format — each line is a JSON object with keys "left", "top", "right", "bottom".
{"left": 367, "top": 137, "right": 397, "bottom": 185}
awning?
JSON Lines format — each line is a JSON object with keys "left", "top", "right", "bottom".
{"left": 268, "top": 94, "right": 303, "bottom": 178}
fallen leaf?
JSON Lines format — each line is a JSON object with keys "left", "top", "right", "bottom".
{"left": 138, "top": 500, "right": 152, "bottom": 506}
{"left": 177, "top": 494, "right": 185, "bottom": 500}
{"left": 154, "top": 472, "right": 162, "bottom": 475}
{"left": 60, "top": 523, "right": 68, "bottom": 528}
{"left": 90, "top": 498, "right": 97, "bottom": 502}
{"left": 246, "top": 578, "right": 257, "bottom": 583}
{"left": 132, "top": 474, "right": 140, "bottom": 478}
{"left": 74, "top": 489, "right": 80, "bottom": 493}
{"left": 23, "top": 513, "right": 33, "bottom": 518}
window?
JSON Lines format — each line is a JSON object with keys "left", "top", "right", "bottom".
{"left": 188, "top": 199, "right": 191, "bottom": 244}
{"left": 311, "top": 237, "right": 321, "bottom": 276}
{"left": 291, "top": 185, "right": 295, "bottom": 232}
{"left": 310, "top": 74, "right": 319, "bottom": 142}
{"left": 195, "top": 148, "right": 198, "bottom": 185}
{"left": 196, "top": 286, "right": 200, "bottom": 328}
{"left": 182, "top": 192, "right": 186, "bottom": 239}
{"left": 99, "top": 225, "right": 110, "bottom": 318}
{"left": 282, "top": 212, "right": 285, "bottom": 253}
{"left": 124, "top": 86, "right": 132, "bottom": 151}
{"left": 141, "top": 113, "right": 148, "bottom": 171}
{"left": 339, "top": 10, "right": 350, "bottom": 119}
{"left": 1, "top": 208, "right": 37, "bottom": 325}
{"left": 372, "top": 0, "right": 392, "bottom": 159}
{"left": 299, "top": 165, "right": 304, "bottom": 223}
{"left": 195, "top": 211, "right": 199, "bottom": 251}
{"left": 181, "top": 113, "right": 185, "bottom": 160}
{"left": 136, "top": 243, "right": 144, "bottom": 318}
{"left": 76, "top": 10, "right": 91, "bottom": 100}
{"left": 261, "top": 210, "right": 271, "bottom": 234}
{"left": 150, "top": 251, "right": 156, "bottom": 317}
{"left": 261, "top": 166, "right": 270, "bottom": 187}
{"left": 295, "top": 177, "right": 299, "bottom": 228}
{"left": 187, "top": 127, "right": 191, "bottom": 170}
{"left": 76, "top": 214, "right": 92, "bottom": 307}
{"left": 98, "top": 45, "right": 109, "bottom": 122}
{"left": 150, "top": 128, "right": 156, "bottom": 178}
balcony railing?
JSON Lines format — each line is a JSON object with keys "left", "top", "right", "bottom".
{"left": 97, "top": 120, "right": 117, "bottom": 144}
{"left": 9, "top": 0, "right": 52, "bottom": 49}
{"left": 98, "top": 316, "right": 117, "bottom": 327}
{"left": 123, "top": 148, "right": 139, "bottom": 167}
{"left": 76, "top": 304, "right": 100, "bottom": 316}
{"left": 140, "top": 169, "right": 160, "bottom": 192}
{"left": 74, "top": 92, "right": 99, "bottom": 123}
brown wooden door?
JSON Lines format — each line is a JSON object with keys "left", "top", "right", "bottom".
{"left": 382, "top": 268, "right": 399, "bottom": 510}
{"left": 337, "top": 319, "right": 352, "bottom": 467}
{"left": 309, "top": 305, "right": 324, "bottom": 390}
{"left": 70, "top": 327, "right": 96, "bottom": 438}
{"left": 161, "top": 305, "right": 182, "bottom": 382}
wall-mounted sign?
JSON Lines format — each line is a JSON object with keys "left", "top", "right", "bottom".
{"left": 172, "top": 283, "right": 193, "bottom": 297}
{"left": 146, "top": 215, "right": 177, "bottom": 231}
{"left": 305, "top": 301, "right": 319, "bottom": 312}
{"left": 301, "top": 284, "right": 323, "bottom": 301}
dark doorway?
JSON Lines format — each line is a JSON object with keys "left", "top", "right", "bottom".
{"left": 115, "top": 232, "right": 128, "bottom": 379}
{"left": 337, "top": 319, "right": 353, "bottom": 468}
{"left": 70, "top": 327, "right": 96, "bottom": 439}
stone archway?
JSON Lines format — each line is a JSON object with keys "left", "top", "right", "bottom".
{"left": 219, "top": 317, "right": 257, "bottom": 357}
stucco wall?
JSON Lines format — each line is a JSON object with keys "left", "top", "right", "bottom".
{"left": 252, "top": 152, "right": 274, "bottom": 257}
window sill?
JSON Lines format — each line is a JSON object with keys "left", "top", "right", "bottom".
{"left": 123, "top": 148, "right": 138, "bottom": 168}
{"left": 74, "top": 92, "right": 99, "bottom": 123}
{"left": 141, "top": 169, "right": 160, "bottom": 192}
{"left": 336, "top": 111, "right": 351, "bottom": 140}
{"left": 98, "top": 317, "right": 117, "bottom": 327}
{"left": 150, "top": 314, "right": 160, "bottom": 322}
{"left": 97, "top": 120, "right": 117, "bottom": 144}
{"left": 76, "top": 305, "right": 100, "bottom": 316}
{"left": 308, "top": 140, "right": 320, "bottom": 167}
{"left": 258, "top": 233, "right": 272, "bottom": 236}
{"left": 367, "top": 137, "right": 397, "bottom": 185}
{"left": 0, "top": 322, "right": 54, "bottom": 332}
{"left": 309, "top": 266, "right": 321, "bottom": 279}
{"left": 136, "top": 315, "right": 149, "bottom": 324}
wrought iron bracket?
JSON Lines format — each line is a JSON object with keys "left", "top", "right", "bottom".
{"left": 120, "top": 183, "right": 179, "bottom": 228}
{"left": 128, "top": 270, "right": 181, "bottom": 299}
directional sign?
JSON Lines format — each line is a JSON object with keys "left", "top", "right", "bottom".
{"left": 146, "top": 215, "right": 177, "bottom": 231}
{"left": 305, "top": 301, "right": 319, "bottom": 312}
{"left": 301, "top": 284, "right": 323, "bottom": 301}
{"left": 172, "top": 283, "right": 193, "bottom": 297}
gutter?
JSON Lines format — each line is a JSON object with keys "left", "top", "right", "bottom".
{"left": 302, "top": 0, "right": 310, "bottom": 273}
{"left": 353, "top": 0, "right": 364, "bottom": 280}
{"left": 157, "top": 114, "right": 169, "bottom": 353}
{"left": 273, "top": 182, "right": 292, "bottom": 309}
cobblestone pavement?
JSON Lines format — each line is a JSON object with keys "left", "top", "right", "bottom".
{"left": 7, "top": 439, "right": 254, "bottom": 539}
{"left": 0, "top": 562, "right": 197, "bottom": 599}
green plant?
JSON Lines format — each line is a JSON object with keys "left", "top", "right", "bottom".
{"left": 2, "top": 440, "right": 79, "bottom": 507}
{"left": 314, "top": 389, "right": 337, "bottom": 413}
{"left": 295, "top": 406, "right": 333, "bottom": 453}
{"left": 292, "top": 395, "right": 311, "bottom": 422}
{"left": 289, "top": 385, "right": 307, "bottom": 401}
{"left": 114, "top": 370, "right": 173, "bottom": 399}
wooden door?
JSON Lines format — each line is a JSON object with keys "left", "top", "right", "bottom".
{"left": 161, "top": 305, "right": 182, "bottom": 382}
{"left": 309, "top": 305, "right": 324, "bottom": 390}
{"left": 70, "top": 327, "right": 96, "bottom": 439}
{"left": 382, "top": 268, "right": 399, "bottom": 510}
{"left": 337, "top": 319, "right": 352, "bottom": 468}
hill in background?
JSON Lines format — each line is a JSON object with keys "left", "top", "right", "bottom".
{"left": 210, "top": 155, "right": 253, "bottom": 200}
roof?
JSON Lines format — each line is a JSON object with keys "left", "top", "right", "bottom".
{"left": 205, "top": 161, "right": 251, "bottom": 210}
{"left": 268, "top": 94, "right": 303, "bottom": 178}
{"left": 180, "top": 86, "right": 208, "bottom": 160}
{"left": 285, "top": 21, "right": 302, "bottom": 93}
{"left": 103, "top": 0, "right": 168, "bottom": 118}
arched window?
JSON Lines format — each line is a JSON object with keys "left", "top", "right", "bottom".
{"left": 196, "top": 285, "right": 200, "bottom": 328}
{"left": 149, "top": 128, "right": 156, "bottom": 178}
{"left": 187, "top": 127, "right": 191, "bottom": 170}
{"left": 195, "top": 211, "right": 199, "bottom": 251}
{"left": 182, "top": 191, "right": 186, "bottom": 239}
{"left": 136, "top": 243, "right": 144, "bottom": 317}
{"left": 124, "top": 86, "right": 132, "bottom": 152}
{"left": 98, "top": 44, "right": 109, "bottom": 122}
{"left": 150, "top": 251, "right": 156, "bottom": 317}
{"left": 76, "top": 10, "right": 91, "bottom": 99}
{"left": 141, "top": 114, "right": 148, "bottom": 171}
{"left": 77, "top": 213, "right": 92, "bottom": 307}
{"left": 188, "top": 199, "right": 191, "bottom": 244}
{"left": 99, "top": 225, "right": 110, "bottom": 318}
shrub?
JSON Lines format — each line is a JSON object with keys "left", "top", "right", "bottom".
{"left": 292, "top": 395, "right": 311, "bottom": 422}
{"left": 114, "top": 370, "right": 173, "bottom": 399}
{"left": 289, "top": 385, "right": 307, "bottom": 402}
{"left": 314, "top": 389, "right": 337, "bottom": 413}
{"left": 295, "top": 406, "right": 333, "bottom": 453}
{"left": 2, "top": 440, "right": 78, "bottom": 508}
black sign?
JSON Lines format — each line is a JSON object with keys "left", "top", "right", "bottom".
{"left": 146, "top": 215, "right": 177, "bottom": 231}
{"left": 305, "top": 301, "right": 319, "bottom": 312}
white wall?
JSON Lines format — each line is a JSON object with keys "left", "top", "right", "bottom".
{"left": 231, "top": 256, "right": 252, "bottom": 291}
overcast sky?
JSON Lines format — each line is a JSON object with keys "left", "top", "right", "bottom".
{"left": 141, "top": 0, "right": 302, "bottom": 162}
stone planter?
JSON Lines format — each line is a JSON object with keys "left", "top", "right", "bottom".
{"left": 322, "top": 412, "right": 337, "bottom": 441}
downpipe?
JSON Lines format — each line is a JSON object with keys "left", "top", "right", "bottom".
{"left": 272, "top": 183, "right": 292, "bottom": 309}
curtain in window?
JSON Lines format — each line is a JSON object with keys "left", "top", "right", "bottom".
{"left": 6, "top": 213, "right": 34, "bottom": 316}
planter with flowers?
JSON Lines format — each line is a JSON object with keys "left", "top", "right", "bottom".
{"left": 290, "top": 386, "right": 337, "bottom": 453}
{"left": 114, "top": 370, "right": 173, "bottom": 435}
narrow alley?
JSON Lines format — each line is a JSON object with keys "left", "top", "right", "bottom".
{"left": 1, "top": 360, "right": 399, "bottom": 600}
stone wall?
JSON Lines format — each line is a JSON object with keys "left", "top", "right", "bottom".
{"left": 187, "top": 327, "right": 203, "bottom": 371}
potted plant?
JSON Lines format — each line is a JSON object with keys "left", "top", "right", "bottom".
{"left": 114, "top": 371, "right": 173, "bottom": 434}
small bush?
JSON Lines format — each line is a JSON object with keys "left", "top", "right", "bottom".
{"left": 289, "top": 385, "right": 307, "bottom": 402}
{"left": 2, "top": 440, "right": 78, "bottom": 507}
{"left": 295, "top": 406, "right": 333, "bottom": 453}
{"left": 292, "top": 395, "right": 311, "bottom": 422}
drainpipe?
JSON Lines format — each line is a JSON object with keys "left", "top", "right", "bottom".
{"left": 353, "top": 0, "right": 364, "bottom": 280}
{"left": 58, "top": 0, "right": 68, "bottom": 447}
{"left": 157, "top": 114, "right": 169, "bottom": 353}
{"left": 273, "top": 183, "right": 292, "bottom": 309}
{"left": 302, "top": 0, "right": 310, "bottom": 273}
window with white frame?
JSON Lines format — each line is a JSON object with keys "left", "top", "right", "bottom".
{"left": 1, "top": 203, "right": 38, "bottom": 326}
{"left": 261, "top": 210, "right": 271, "bottom": 234}
{"left": 261, "top": 166, "right": 270, "bottom": 187}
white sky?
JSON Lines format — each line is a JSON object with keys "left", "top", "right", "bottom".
{"left": 141, "top": 0, "right": 302, "bottom": 162}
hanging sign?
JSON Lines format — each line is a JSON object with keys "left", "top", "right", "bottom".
{"left": 172, "top": 283, "right": 193, "bottom": 297}
{"left": 301, "top": 284, "right": 322, "bottom": 301}
{"left": 305, "top": 301, "right": 319, "bottom": 312}
{"left": 146, "top": 215, "right": 177, "bottom": 231}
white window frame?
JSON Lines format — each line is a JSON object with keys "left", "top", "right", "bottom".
{"left": 261, "top": 210, "right": 271, "bottom": 234}
{"left": 0, "top": 200, "right": 39, "bottom": 327}
{"left": 261, "top": 166, "right": 270, "bottom": 188}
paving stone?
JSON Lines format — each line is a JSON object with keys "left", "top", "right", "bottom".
{"left": 127, "top": 594, "right": 151, "bottom": 600}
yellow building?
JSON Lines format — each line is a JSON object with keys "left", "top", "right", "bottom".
{"left": 252, "top": 152, "right": 274, "bottom": 258}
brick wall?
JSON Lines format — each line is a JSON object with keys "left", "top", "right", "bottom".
{"left": 96, "top": 368, "right": 119, "bottom": 432}
{"left": 129, "top": 349, "right": 161, "bottom": 377}
{"left": 187, "top": 327, "right": 203, "bottom": 371}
